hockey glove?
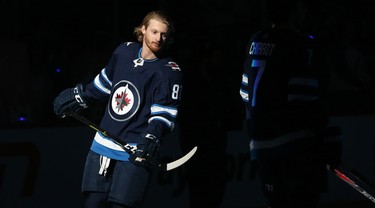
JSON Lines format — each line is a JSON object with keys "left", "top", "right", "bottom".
{"left": 53, "top": 83, "right": 89, "bottom": 118}
{"left": 319, "top": 126, "right": 342, "bottom": 170}
{"left": 129, "top": 133, "right": 160, "bottom": 168}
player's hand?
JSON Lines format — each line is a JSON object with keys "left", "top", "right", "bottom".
{"left": 129, "top": 133, "right": 160, "bottom": 167}
{"left": 53, "top": 83, "right": 89, "bottom": 118}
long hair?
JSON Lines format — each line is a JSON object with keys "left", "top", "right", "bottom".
{"left": 133, "top": 10, "right": 175, "bottom": 43}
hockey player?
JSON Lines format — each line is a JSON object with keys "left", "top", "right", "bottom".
{"left": 53, "top": 10, "right": 182, "bottom": 208}
{"left": 239, "top": 0, "right": 341, "bottom": 207}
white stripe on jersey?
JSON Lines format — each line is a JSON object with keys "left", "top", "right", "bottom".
{"left": 151, "top": 104, "right": 178, "bottom": 117}
{"left": 149, "top": 116, "right": 174, "bottom": 129}
{"left": 242, "top": 73, "right": 248, "bottom": 85}
{"left": 93, "top": 68, "right": 112, "bottom": 95}
{"left": 94, "top": 132, "right": 135, "bottom": 151}
{"left": 240, "top": 89, "right": 249, "bottom": 102}
{"left": 101, "top": 68, "right": 112, "bottom": 86}
{"left": 94, "top": 75, "right": 111, "bottom": 94}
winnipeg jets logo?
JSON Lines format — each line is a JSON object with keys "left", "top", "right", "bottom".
{"left": 133, "top": 58, "right": 144, "bottom": 67}
{"left": 108, "top": 80, "right": 140, "bottom": 121}
{"left": 165, "top": 61, "right": 181, "bottom": 71}
{"left": 114, "top": 84, "right": 132, "bottom": 113}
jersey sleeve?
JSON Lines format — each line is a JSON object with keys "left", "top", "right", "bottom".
{"left": 239, "top": 36, "right": 257, "bottom": 119}
{"left": 83, "top": 45, "right": 122, "bottom": 103}
{"left": 147, "top": 62, "right": 183, "bottom": 138}
{"left": 240, "top": 39, "right": 252, "bottom": 105}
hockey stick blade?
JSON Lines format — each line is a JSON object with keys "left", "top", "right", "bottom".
{"left": 164, "top": 146, "right": 197, "bottom": 171}
{"left": 332, "top": 168, "right": 375, "bottom": 203}
{"left": 64, "top": 111, "right": 196, "bottom": 171}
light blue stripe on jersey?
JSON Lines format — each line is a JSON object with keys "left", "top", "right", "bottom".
{"left": 288, "top": 94, "right": 318, "bottom": 101}
{"left": 94, "top": 76, "right": 110, "bottom": 94}
{"left": 288, "top": 77, "right": 318, "bottom": 101}
{"left": 288, "top": 77, "right": 318, "bottom": 88}
{"left": 90, "top": 132, "right": 136, "bottom": 161}
{"left": 100, "top": 68, "right": 112, "bottom": 85}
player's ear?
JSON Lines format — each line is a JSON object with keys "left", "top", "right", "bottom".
{"left": 141, "top": 25, "right": 146, "bottom": 35}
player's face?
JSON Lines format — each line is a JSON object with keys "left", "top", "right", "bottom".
{"left": 142, "top": 19, "right": 168, "bottom": 53}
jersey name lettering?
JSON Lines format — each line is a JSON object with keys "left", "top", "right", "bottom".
{"left": 249, "top": 42, "right": 275, "bottom": 56}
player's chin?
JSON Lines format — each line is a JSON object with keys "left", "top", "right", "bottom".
{"left": 150, "top": 45, "right": 162, "bottom": 53}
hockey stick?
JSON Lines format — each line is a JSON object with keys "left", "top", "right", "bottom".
{"left": 64, "top": 111, "right": 197, "bottom": 171}
{"left": 332, "top": 168, "right": 375, "bottom": 203}
{"left": 350, "top": 168, "right": 375, "bottom": 190}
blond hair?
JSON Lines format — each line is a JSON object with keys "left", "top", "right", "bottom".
{"left": 133, "top": 10, "right": 174, "bottom": 43}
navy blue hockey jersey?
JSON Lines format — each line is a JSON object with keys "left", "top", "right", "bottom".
{"left": 84, "top": 42, "right": 182, "bottom": 161}
{"left": 239, "top": 28, "right": 328, "bottom": 157}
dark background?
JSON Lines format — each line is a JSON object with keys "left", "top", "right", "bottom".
{"left": 1, "top": 0, "right": 375, "bottom": 128}
{"left": 1, "top": 1, "right": 375, "bottom": 208}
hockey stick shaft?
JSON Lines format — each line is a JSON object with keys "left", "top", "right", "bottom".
{"left": 350, "top": 168, "right": 375, "bottom": 190}
{"left": 64, "top": 111, "right": 162, "bottom": 167}
{"left": 332, "top": 168, "right": 375, "bottom": 203}
{"left": 65, "top": 111, "right": 135, "bottom": 154}
{"left": 64, "top": 111, "right": 197, "bottom": 171}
